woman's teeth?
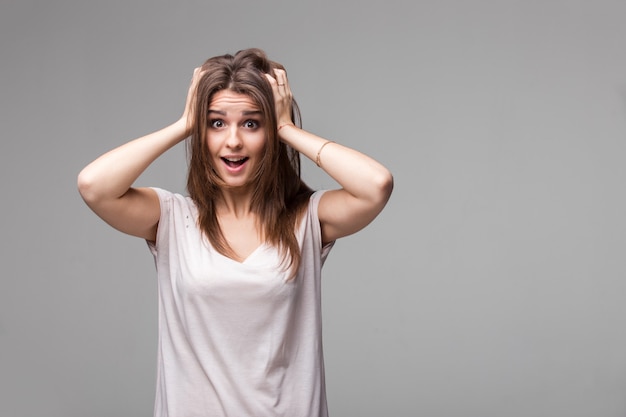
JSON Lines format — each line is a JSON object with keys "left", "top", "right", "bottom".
{"left": 222, "top": 157, "right": 248, "bottom": 167}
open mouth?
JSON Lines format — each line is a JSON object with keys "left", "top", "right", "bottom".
{"left": 221, "top": 156, "right": 249, "bottom": 168}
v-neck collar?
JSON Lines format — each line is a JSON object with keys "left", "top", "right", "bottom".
{"left": 218, "top": 242, "right": 270, "bottom": 266}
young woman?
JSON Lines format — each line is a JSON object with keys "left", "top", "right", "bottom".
{"left": 78, "top": 48, "right": 393, "bottom": 417}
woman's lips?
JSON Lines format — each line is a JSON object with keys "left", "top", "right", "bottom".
{"left": 221, "top": 156, "right": 249, "bottom": 172}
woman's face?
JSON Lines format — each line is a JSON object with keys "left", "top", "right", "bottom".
{"left": 206, "top": 90, "right": 267, "bottom": 189}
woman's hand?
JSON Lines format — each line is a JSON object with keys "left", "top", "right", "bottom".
{"left": 180, "top": 67, "right": 205, "bottom": 135}
{"left": 265, "top": 68, "right": 294, "bottom": 130}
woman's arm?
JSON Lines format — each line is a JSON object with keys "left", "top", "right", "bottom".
{"left": 77, "top": 68, "right": 202, "bottom": 241}
{"left": 266, "top": 69, "right": 394, "bottom": 244}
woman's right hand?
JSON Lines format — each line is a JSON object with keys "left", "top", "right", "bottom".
{"left": 180, "top": 67, "right": 205, "bottom": 135}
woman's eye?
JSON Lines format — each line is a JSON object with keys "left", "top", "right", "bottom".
{"left": 244, "top": 120, "right": 260, "bottom": 129}
{"left": 210, "top": 119, "right": 224, "bottom": 128}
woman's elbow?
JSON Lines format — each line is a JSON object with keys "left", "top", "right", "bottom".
{"left": 372, "top": 168, "right": 394, "bottom": 206}
{"left": 77, "top": 168, "right": 100, "bottom": 204}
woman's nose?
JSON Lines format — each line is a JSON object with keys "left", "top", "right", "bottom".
{"left": 225, "top": 126, "right": 243, "bottom": 148}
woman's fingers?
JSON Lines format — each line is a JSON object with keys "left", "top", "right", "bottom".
{"left": 181, "top": 67, "right": 206, "bottom": 133}
{"left": 274, "top": 69, "right": 291, "bottom": 95}
{"left": 264, "top": 70, "right": 293, "bottom": 130}
{"left": 264, "top": 72, "right": 277, "bottom": 87}
{"left": 266, "top": 69, "right": 291, "bottom": 96}
{"left": 275, "top": 69, "right": 286, "bottom": 88}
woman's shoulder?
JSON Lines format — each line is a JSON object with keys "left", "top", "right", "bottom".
{"left": 296, "top": 190, "right": 327, "bottom": 232}
{"left": 308, "top": 189, "right": 326, "bottom": 205}
{"left": 150, "top": 187, "right": 197, "bottom": 213}
{"left": 149, "top": 187, "right": 190, "bottom": 200}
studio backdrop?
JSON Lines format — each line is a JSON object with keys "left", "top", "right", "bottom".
{"left": 1, "top": 1, "right": 626, "bottom": 416}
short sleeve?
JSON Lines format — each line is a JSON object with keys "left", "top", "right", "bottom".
{"left": 305, "top": 190, "right": 335, "bottom": 263}
{"left": 146, "top": 187, "right": 191, "bottom": 257}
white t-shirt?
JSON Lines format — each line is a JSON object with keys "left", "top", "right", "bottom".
{"left": 147, "top": 188, "right": 334, "bottom": 417}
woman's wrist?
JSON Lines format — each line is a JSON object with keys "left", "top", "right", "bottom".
{"left": 172, "top": 116, "right": 192, "bottom": 140}
{"left": 277, "top": 122, "right": 294, "bottom": 132}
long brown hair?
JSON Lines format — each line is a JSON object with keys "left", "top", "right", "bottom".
{"left": 186, "top": 48, "right": 313, "bottom": 273}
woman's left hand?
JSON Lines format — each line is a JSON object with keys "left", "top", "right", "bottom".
{"left": 265, "top": 69, "right": 294, "bottom": 130}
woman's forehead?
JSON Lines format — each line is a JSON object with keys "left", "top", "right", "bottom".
{"left": 209, "top": 90, "right": 260, "bottom": 112}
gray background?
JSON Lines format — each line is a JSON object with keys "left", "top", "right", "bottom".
{"left": 1, "top": 0, "right": 626, "bottom": 416}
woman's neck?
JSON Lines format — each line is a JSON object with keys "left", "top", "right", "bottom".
{"left": 217, "top": 187, "right": 255, "bottom": 219}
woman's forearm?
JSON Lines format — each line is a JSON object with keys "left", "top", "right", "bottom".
{"left": 279, "top": 124, "right": 393, "bottom": 204}
{"left": 77, "top": 118, "right": 188, "bottom": 204}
